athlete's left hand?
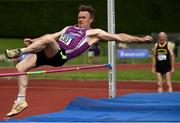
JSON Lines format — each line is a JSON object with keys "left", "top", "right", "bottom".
{"left": 141, "top": 35, "right": 153, "bottom": 42}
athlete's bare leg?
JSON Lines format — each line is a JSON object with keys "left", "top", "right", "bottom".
{"left": 156, "top": 73, "right": 163, "bottom": 93}
{"left": 165, "top": 72, "right": 173, "bottom": 92}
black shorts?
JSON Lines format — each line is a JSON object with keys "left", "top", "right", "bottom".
{"left": 36, "top": 48, "right": 67, "bottom": 67}
{"left": 156, "top": 66, "right": 171, "bottom": 75}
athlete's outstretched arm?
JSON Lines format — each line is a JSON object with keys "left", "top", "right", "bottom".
{"left": 87, "top": 29, "right": 153, "bottom": 43}
{"left": 152, "top": 43, "right": 157, "bottom": 74}
{"left": 168, "top": 43, "right": 175, "bottom": 73}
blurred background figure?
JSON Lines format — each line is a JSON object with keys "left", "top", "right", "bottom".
{"left": 118, "top": 42, "right": 128, "bottom": 49}
{"left": 87, "top": 42, "right": 100, "bottom": 64}
{"left": 174, "top": 38, "right": 179, "bottom": 58}
{"left": 152, "top": 32, "right": 175, "bottom": 93}
{"left": 0, "top": 55, "right": 7, "bottom": 62}
{"left": 0, "top": 38, "right": 31, "bottom": 64}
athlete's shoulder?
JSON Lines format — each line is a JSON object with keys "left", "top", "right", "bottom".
{"left": 167, "top": 41, "right": 175, "bottom": 50}
{"left": 64, "top": 25, "right": 73, "bottom": 29}
{"left": 86, "top": 28, "right": 100, "bottom": 36}
{"left": 152, "top": 43, "right": 158, "bottom": 52}
{"left": 61, "top": 25, "right": 75, "bottom": 33}
{"left": 154, "top": 43, "right": 158, "bottom": 48}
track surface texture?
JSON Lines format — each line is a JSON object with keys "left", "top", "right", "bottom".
{"left": 1, "top": 63, "right": 180, "bottom": 119}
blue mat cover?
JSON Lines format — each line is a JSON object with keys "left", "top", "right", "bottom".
{"left": 4, "top": 92, "right": 180, "bottom": 122}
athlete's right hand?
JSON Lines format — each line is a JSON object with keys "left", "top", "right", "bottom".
{"left": 24, "top": 38, "right": 33, "bottom": 47}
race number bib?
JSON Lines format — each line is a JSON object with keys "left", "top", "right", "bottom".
{"left": 59, "top": 33, "right": 74, "bottom": 45}
{"left": 157, "top": 54, "right": 167, "bottom": 61}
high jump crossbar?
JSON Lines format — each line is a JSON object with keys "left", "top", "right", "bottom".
{"left": 0, "top": 64, "right": 111, "bottom": 77}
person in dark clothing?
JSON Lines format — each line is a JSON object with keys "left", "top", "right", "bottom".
{"left": 152, "top": 32, "right": 175, "bottom": 93}
{"left": 88, "top": 42, "right": 100, "bottom": 64}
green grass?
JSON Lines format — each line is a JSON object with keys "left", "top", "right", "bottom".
{"left": 0, "top": 38, "right": 23, "bottom": 52}
{"left": 7, "top": 68, "right": 178, "bottom": 82}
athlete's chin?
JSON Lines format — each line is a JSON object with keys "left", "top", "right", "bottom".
{"left": 78, "top": 24, "right": 87, "bottom": 28}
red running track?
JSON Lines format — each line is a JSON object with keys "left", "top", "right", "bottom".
{"left": 1, "top": 63, "right": 180, "bottom": 120}
{"left": 1, "top": 79, "right": 180, "bottom": 120}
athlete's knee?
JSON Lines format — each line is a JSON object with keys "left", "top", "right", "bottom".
{"left": 24, "top": 38, "right": 32, "bottom": 47}
{"left": 16, "top": 64, "right": 24, "bottom": 72}
{"left": 16, "top": 63, "right": 29, "bottom": 72}
{"left": 41, "top": 34, "right": 56, "bottom": 44}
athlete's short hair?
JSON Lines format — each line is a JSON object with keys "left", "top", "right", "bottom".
{"left": 78, "top": 4, "right": 95, "bottom": 19}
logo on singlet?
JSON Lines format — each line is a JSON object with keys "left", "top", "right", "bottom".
{"left": 157, "top": 54, "right": 167, "bottom": 61}
{"left": 157, "top": 49, "right": 168, "bottom": 61}
{"left": 59, "top": 33, "right": 75, "bottom": 45}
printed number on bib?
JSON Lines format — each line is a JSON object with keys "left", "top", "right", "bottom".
{"left": 157, "top": 54, "right": 167, "bottom": 61}
{"left": 59, "top": 33, "right": 74, "bottom": 45}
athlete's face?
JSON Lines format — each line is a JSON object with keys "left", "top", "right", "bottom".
{"left": 158, "top": 33, "right": 167, "bottom": 45}
{"left": 78, "top": 11, "right": 93, "bottom": 28}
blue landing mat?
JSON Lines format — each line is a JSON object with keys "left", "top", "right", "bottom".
{"left": 4, "top": 92, "right": 180, "bottom": 122}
